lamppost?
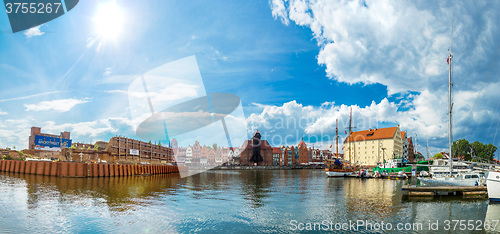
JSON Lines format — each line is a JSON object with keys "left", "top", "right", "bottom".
{"left": 380, "top": 143, "right": 386, "bottom": 168}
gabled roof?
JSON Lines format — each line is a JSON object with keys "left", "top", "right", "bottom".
{"left": 345, "top": 126, "right": 398, "bottom": 143}
{"left": 401, "top": 131, "right": 406, "bottom": 139}
{"left": 240, "top": 140, "right": 273, "bottom": 150}
{"left": 272, "top": 147, "right": 282, "bottom": 154}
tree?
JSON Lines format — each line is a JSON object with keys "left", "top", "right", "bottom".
{"left": 472, "top": 141, "right": 497, "bottom": 162}
{"left": 433, "top": 152, "right": 444, "bottom": 159}
{"left": 452, "top": 139, "right": 471, "bottom": 160}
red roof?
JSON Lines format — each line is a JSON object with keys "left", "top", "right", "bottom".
{"left": 272, "top": 147, "right": 282, "bottom": 154}
{"left": 401, "top": 131, "right": 406, "bottom": 139}
{"left": 345, "top": 127, "right": 398, "bottom": 143}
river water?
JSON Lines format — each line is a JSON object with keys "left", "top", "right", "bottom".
{"left": 0, "top": 170, "right": 498, "bottom": 233}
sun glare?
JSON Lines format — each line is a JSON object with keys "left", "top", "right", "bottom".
{"left": 94, "top": 2, "right": 125, "bottom": 42}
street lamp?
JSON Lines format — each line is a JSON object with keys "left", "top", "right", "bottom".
{"left": 380, "top": 143, "right": 386, "bottom": 168}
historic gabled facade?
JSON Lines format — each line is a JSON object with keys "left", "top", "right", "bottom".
{"left": 343, "top": 126, "right": 403, "bottom": 167}
{"left": 240, "top": 131, "right": 274, "bottom": 166}
{"left": 401, "top": 131, "right": 408, "bottom": 160}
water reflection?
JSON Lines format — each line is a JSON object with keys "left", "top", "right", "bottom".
{"left": 0, "top": 170, "right": 491, "bottom": 233}
{"left": 325, "top": 178, "right": 403, "bottom": 220}
{"left": 1, "top": 172, "right": 183, "bottom": 210}
{"left": 486, "top": 204, "right": 500, "bottom": 233}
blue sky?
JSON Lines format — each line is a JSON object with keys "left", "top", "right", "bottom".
{"left": 0, "top": 0, "right": 499, "bottom": 159}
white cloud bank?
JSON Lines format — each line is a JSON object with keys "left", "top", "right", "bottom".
{"left": 266, "top": 0, "right": 500, "bottom": 153}
{"left": 24, "top": 98, "right": 90, "bottom": 112}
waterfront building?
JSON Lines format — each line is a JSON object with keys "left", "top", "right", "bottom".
{"left": 185, "top": 146, "right": 193, "bottom": 164}
{"left": 292, "top": 146, "right": 299, "bottom": 165}
{"left": 280, "top": 146, "right": 289, "bottom": 166}
{"left": 107, "top": 136, "right": 174, "bottom": 163}
{"left": 208, "top": 148, "right": 216, "bottom": 165}
{"left": 171, "top": 139, "right": 178, "bottom": 155}
{"left": 401, "top": 131, "right": 408, "bottom": 160}
{"left": 343, "top": 126, "right": 403, "bottom": 167}
{"left": 193, "top": 141, "right": 201, "bottom": 159}
{"left": 298, "top": 140, "right": 308, "bottom": 165}
{"left": 29, "top": 126, "right": 71, "bottom": 151}
{"left": 272, "top": 147, "right": 281, "bottom": 166}
{"left": 408, "top": 137, "right": 415, "bottom": 162}
{"left": 240, "top": 131, "right": 273, "bottom": 166}
{"left": 322, "top": 150, "right": 332, "bottom": 161}
{"left": 287, "top": 147, "right": 293, "bottom": 166}
{"left": 215, "top": 147, "right": 223, "bottom": 164}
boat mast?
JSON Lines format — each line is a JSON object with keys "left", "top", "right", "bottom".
{"left": 448, "top": 14, "right": 454, "bottom": 177}
{"left": 336, "top": 119, "right": 339, "bottom": 159}
{"left": 349, "top": 107, "right": 352, "bottom": 163}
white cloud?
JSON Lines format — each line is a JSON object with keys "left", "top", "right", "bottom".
{"left": 270, "top": 0, "right": 500, "bottom": 95}
{"left": 246, "top": 86, "right": 500, "bottom": 153}
{"left": 0, "top": 111, "right": 7, "bottom": 115}
{"left": 103, "top": 67, "right": 112, "bottom": 76}
{"left": 24, "top": 98, "right": 90, "bottom": 112}
{"left": 24, "top": 25, "right": 45, "bottom": 39}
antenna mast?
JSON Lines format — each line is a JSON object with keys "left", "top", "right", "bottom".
{"left": 336, "top": 119, "right": 339, "bottom": 159}
{"left": 349, "top": 108, "right": 352, "bottom": 163}
{"left": 448, "top": 13, "right": 454, "bottom": 176}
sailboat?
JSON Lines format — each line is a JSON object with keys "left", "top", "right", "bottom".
{"left": 418, "top": 17, "right": 485, "bottom": 187}
{"left": 325, "top": 117, "right": 357, "bottom": 177}
{"left": 487, "top": 171, "right": 500, "bottom": 202}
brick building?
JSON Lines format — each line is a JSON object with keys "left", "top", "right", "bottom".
{"left": 240, "top": 131, "right": 273, "bottom": 166}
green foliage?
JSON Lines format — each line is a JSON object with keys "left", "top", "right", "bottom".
{"left": 19, "top": 151, "right": 24, "bottom": 156}
{"left": 433, "top": 152, "right": 444, "bottom": 159}
{"left": 452, "top": 139, "right": 471, "bottom": 160}
{"left": 452, "top": 139, "right": 497, "bottom": 162}
{"left": 2, "top": 155, "right": 13, "bottom": 160}
{"left": 472, "top": 141, "right": 497, "bottom": 162}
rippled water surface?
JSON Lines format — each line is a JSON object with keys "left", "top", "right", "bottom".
{"left": 0, "top": 170, "right": 497, "bottom": 233}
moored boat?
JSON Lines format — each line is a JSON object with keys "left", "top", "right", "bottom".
{"left": 487, "top": 171, "right": 500, "bottom": 202}
{"left": 325, "top": 158, "right": 355, "bottom": 177}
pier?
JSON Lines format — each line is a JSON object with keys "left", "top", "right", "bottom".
{"left": 0, "top": 160, "right": 185, "bottom": 177}
{"left": 402, "top": 185, "right": 488, "bottom": 198}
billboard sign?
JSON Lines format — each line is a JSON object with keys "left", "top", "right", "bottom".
{"left": 130, "top": 149, "right": 139, "bottom": 155}
{"left": 34, "top": 135, "right": 71, "bottom": 151}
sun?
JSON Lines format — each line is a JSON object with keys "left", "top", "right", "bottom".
{"left": 94, "top": 2, "right": 125, "bottom": 42}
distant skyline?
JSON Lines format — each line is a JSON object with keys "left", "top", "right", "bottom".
{"left": 0, "top": 0, "right": 499, "bottom": 159}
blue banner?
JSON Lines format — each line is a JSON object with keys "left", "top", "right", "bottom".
{"left": 34, "top": 135, "right": 71, "bottom": 150}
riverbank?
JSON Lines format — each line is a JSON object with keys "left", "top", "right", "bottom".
{"left": 207, "top": 165, "right": 325, "bottom": 170}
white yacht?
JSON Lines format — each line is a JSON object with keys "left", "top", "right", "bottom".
{"left": 487, "top": 171, "right": 500, "bottom": 202}
{"left": 419, "top": 171, "right": 486, "bottom": 187}
{"left": 429, "top": 159, "right": 472, "bottom": 177}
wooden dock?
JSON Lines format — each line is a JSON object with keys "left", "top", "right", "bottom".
{"left": 402, "top": 185, "right": 488, "bottom": 198}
